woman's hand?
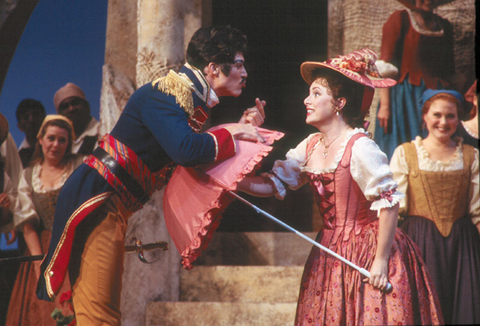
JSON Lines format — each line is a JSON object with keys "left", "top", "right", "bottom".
{"left": 377, "top": 104, "right": 391, "bottom": 134}
{"left": 368, "top": 204, "right": 397, "bottom": 291}
{"left": 378, "top": 88, "right": 391, "bottom": 134}
{"left": 33, "top": 260, "right": 42, "bottom": 281}
{"left": 238, "top": 98, "right": 266, "bottom": 127}
{"left": 365, "top": 257, "right": 389, "bottom": 291}
{"left": 225, "top": 124, "right": 265, "bottom": 143}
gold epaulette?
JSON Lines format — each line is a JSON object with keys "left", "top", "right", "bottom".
{"left": 152, "top": 70, "right": 195, "bottom": 116}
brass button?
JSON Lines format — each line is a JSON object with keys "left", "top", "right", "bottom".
{"left": 48, "top": 271, "right": 54, "bottom": 277}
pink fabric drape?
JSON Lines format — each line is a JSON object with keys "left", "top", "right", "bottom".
{"left": 163, "top": 124, "right": 284, "bottom": 269}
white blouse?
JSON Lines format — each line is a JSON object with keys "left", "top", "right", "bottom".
{"left": 266, "top": 128, "right": 404, "bottom": 211}
{"left": 14, "top": 160, "right": 76, "bottom": 229}
{"left": 390, "top": 136, "right": 480, "bottom": 225}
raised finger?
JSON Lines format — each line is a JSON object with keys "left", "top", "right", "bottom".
{"left": 251, "top": 112, "right": 264, "bottom": 126}
{"left": 255, "top": 98, "right": 266, "bottom": 119}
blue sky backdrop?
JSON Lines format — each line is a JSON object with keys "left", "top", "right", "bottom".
{"left": 0, "top": 1, "right": 108, "bottom": 146}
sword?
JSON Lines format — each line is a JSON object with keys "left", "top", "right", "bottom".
{"left": 228, "top": 191, "right": 393, "bottom": 293}
{"left": 0, "top": 238, "right": 168, "bottom": 265}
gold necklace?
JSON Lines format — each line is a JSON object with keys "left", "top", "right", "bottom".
{"left": 321, "top": 128, "right": 349, "bottom": 158}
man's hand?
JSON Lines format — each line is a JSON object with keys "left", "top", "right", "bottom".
{"left": 225, "top": 124, "right": 265, "bottom": 143}
{"left": 238, "top": 98, "right": 266, "bottom": 127}
{"left": 0, "top": 193, "right": 10, "bottom": 208}
{"left": 5, "top": 229, "right": 17, "bottom": 245}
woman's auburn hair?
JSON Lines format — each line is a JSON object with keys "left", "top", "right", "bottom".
{"left": 312, "top": 69, "right": 367, "bottom": 128}
{"left": 422, "top": 92, "right": 465, "bottom": 119}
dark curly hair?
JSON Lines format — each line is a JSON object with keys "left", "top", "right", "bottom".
{"left": 311, "top": 69, "right": 367, "bottom": 128}
{"left": 16, "top": 98, "right": 46, "bottom": 123}
{"left": 186, "top": 25, "right": 247, "bottom": 76}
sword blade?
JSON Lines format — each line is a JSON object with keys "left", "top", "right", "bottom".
{"left": 0, "top": 241, "right": 168, "bottom": 264}
{"left": 228, "top": 191, "right": 393, "bottom": 293}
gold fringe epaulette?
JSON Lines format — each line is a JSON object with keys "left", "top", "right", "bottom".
{"left": 152, "top": 70, "right": 195, "bottom": 116}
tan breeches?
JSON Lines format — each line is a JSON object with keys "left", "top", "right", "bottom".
{"left": 71, "top": 195, "right": 131, "bottom": 325}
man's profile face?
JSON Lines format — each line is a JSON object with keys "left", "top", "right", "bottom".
{"left": 212, "top": 52, "right": 248, "bottom": 97}
{"left": 57, "top": 96, "right": 91, "bottom": 128}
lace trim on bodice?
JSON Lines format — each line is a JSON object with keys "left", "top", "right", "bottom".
{"left": 414, "top": 136, "right": 464, "bottom": 171}
{"left": 461, "top": 121, "right": 479, "bottom": 139}
{"left": 303, "top": 128, "right": 368, "bottom": 174}
{"left": 32, "top": 161, "right": 74, "bottom": 193}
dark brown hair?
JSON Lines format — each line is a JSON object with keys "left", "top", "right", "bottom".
{"left": 311, "top": 69, "right": 367, "bottom": 128}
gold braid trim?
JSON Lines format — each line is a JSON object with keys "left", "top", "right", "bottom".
{"left": 152, "top": 70, "right": 195, "bottom": 116}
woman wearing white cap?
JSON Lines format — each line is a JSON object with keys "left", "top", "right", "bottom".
{"left": 6, "top": 115, "right": 83, "bottom": 325}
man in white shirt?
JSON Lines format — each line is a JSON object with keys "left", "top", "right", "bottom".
{"left": 53, "top": 82, "right": 100, "bottom": 155}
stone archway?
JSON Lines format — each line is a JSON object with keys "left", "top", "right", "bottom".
{"left": 0, "top": 0, "right": 39, "bottom": 94}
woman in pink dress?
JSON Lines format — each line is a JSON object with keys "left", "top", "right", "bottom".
{"left": 238, "top": 49, "right": 443, "bottom": 325}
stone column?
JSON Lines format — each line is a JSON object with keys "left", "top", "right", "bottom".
{"left": 136, "top": 0, "right": 185, "bottom": 87}
{"left": 119, "top": 1, "right": 206, "bottom": 325}
{"left": 99, "top": 0, "right": 137, "bottom": 136}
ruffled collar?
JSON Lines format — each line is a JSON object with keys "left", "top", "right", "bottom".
{"left": 406, "top": 9, "right": 444, "bottom": 37}
{"left": 461, "top": 121, "right": 479, "bottom": 139}
{"left": 303, "top": 128, "right": 368, "bottom": 174}
{"left": 32, "top": 160, "right": 75, "bottom": 193}
{"left": 413, "top": 136, "right": 463, "bottom": 170}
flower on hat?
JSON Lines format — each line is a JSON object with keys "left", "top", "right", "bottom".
{"left": 300, "top": 48, "right": 396, "bottom": 118}
{"left": 334, "top": 49, "right": 381, "bottom": 78}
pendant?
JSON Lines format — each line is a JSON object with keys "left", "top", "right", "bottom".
{"left": 323, "top": 148, "right": 328, "bottom": 158}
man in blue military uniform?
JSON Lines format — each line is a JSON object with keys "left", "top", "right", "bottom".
{"left": 37, "top": 26, "right": 266, "bottom": 325}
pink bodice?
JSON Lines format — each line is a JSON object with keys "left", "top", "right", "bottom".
{"left": 307, "top": 133, "right": 377, "bottom": 244}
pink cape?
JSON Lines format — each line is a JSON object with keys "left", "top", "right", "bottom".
{"left": 163, "top": 124, "right": 284, "bottom": 269}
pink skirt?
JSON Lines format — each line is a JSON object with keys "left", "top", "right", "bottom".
{"left": 295, "top": 220, "right": 444, "bottom": 325}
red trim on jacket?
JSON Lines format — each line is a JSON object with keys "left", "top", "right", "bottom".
{"left": 207, "top": 128, "right": 236, "bottom": 162}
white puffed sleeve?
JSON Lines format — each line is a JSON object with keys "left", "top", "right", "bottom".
{"left": 13, "top": 169, "right": 39, "bottom": 230}
{"left": 266, "top": 134, "right": 314, "bottom": 199}
{"left": 469, "top": 148, "right": 480, "bottom": 226}
{"left": 350, "top": 137, "right": 404, "bottom": 211}
{"left": 389, "top": 145, "right": 409, "bottom": 216}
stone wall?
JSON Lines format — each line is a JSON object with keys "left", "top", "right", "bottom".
{"left": 328, "top": 0, "right": 476, "bottom": 132}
